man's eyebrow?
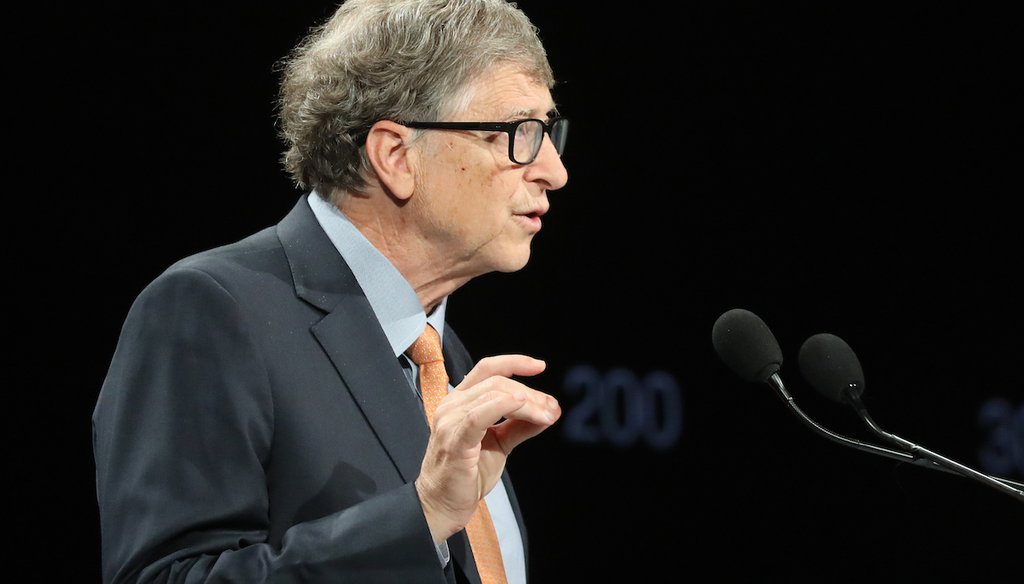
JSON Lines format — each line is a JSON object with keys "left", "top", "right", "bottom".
{"left": 504, "top": 106, "right": 558, "bottom": 121}
{"left": 504, "top": 108, "right": 534, "bottom": 120}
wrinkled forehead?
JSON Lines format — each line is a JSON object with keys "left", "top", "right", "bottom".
{"left": 447, "top": 64, "right": 557, "bottom": 121}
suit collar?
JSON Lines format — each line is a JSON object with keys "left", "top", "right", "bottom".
{"left": 277, "top": 193, "right": 352, "bottom": 313}
{"left": 277, "top": 194, "right": 430, "bottom": 482}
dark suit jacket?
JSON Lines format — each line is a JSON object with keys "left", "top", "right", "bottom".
{"left": 92, "top": 194, "right": 527, "bottom": 584}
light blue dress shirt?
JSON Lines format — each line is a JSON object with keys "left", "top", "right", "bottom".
{"left": 308, "top": 193, "right": 526, "bottom": 584}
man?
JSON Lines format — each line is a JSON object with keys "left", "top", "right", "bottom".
{"left": 91, "top": 1, "right": 569, "bottom": 582}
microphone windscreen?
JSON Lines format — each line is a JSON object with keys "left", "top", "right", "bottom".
{"left": 711, "top": 308, "right": 783, "bottom": 383}
{"left": 798, "top": 333, "right": 866, "bottom": 403}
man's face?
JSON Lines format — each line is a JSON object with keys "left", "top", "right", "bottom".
{"left": 410, "top": 64, "right": 569, "bottom": 278}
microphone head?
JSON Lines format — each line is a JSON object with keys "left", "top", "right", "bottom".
{"left": 798, "top": 333, "right": 865, "bottom": 404}
{"left": 711, "top": 308, "right": 784, "bottom": 384}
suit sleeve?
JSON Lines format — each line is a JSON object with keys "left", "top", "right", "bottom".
{"left": 92, "top": 267, "right": 445, "bottom": 584}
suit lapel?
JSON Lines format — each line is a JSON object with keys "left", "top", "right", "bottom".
{"left": 277, "top": 194, "right": 430, "bottom": 483}
{"left": 278, "top": 196, "right": 508, "bottom": 583}
{"left": 310, "top": 308, "right": 430, "bottom": 483}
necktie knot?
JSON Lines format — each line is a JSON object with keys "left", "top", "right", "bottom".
{"left": 407, "top": 324, "right": 444, "bottom": 365}
{"left": 407, "top": 324, "right": 448, "bottom": 428}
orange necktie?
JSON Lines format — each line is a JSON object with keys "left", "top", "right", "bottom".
{"left": 407, "top": 324, "right": 509, "bottom": 584}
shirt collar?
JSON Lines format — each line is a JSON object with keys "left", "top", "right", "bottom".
{"left": 307, "top": 192, "right": 446, "bottom": 356}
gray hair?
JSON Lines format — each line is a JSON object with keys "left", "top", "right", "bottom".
{"left": 275, "top": 0, "right": 555, "bottom": 199}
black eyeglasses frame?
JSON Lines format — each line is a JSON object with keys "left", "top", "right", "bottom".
{"left": 400, "top": 117, "right": 568, "bottom": 165}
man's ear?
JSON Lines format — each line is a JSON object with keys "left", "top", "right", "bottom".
{"left": 364, "top": 120, "right": 417, "bottom": 200}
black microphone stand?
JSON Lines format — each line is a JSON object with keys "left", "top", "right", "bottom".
{"left": 764, "top": 373, "right": 963, "bottom": 474}
{"left": 842, "top": 389, "right": 1024, "bottom": 502}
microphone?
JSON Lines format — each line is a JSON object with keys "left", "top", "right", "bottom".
{"left": 711, "top": 308, "right": 943, "bottom": 468}
{"left": 798, "top": 332, "right": 1024, "bottom": 501}
{"left": 710, "top": 307, "right": 782, "bottom": 384}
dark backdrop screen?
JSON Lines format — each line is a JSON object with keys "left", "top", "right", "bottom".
{"left": 32, "top": 2, "right": 1022, "bottom": 581}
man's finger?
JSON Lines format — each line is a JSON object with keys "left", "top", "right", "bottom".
{"left": 457, "top": 354, "right": 546, "bottom": 390}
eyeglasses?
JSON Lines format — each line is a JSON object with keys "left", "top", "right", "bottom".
{"left": 401, "top": 117, "right": 568, "bottom": 165}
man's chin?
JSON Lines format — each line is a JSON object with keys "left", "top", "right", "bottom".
{"left": 493, "top": 246, "right": 533, "bottom": 274}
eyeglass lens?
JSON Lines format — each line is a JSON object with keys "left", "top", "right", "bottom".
{"left": 513, "top": 119, "right": 568, "bottom": 164}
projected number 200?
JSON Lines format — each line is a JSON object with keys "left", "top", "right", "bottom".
{"left": 561, "top": 365, "right": 683, "bottom": 450}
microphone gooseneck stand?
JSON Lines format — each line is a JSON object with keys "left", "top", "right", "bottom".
{"left": 766, "top": 372, "right": 1024, "bottom": 502}
{"left": 842, "top": 390, "right": 1024, "bottom": 501}
{"left": 765, "top": 373, "right": 956, "bottom": 472}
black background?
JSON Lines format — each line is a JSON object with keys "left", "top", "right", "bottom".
{"left": 26, "top": 1, "right": 1022, "bottom": 582}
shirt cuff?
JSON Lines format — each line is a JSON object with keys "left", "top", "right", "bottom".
{"left": 436, "top": 539, "right": 451, "bottom": 566}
